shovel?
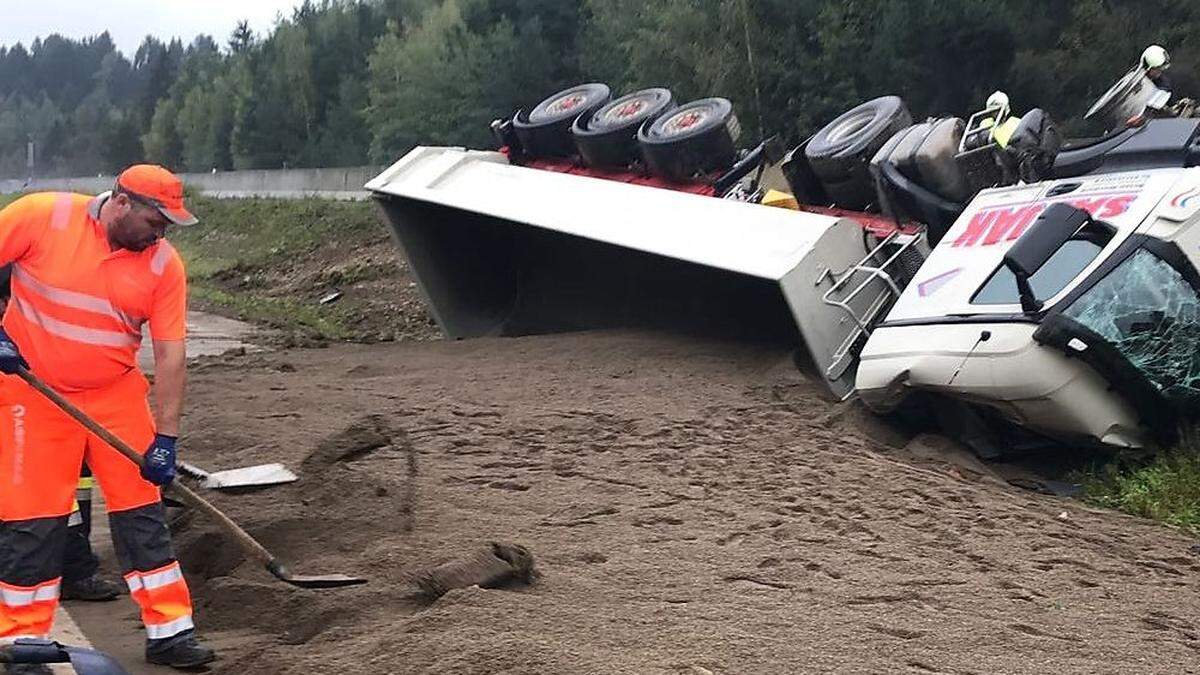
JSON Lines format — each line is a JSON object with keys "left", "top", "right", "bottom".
{"left": 17, "top": 367, "right": 366, "bottom": 590}
{"left": 178, "top": 460, "right": 297, "bottom": 490}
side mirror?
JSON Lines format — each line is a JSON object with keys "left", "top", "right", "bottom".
{"left": 1003, "top": 202, "right": 1091, "bottom": 313}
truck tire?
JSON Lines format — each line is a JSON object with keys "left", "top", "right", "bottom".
{"left": 819, "top": 175, "right": 871, "bottom": 209}
{"left": 638, "top": 97, "right": 741, "bottom": 182}
{"left": 513, "top": 83, "right": 611, "bottom": 158}
{"left": 806, "top": 96, "right": 912, "bottom": 209}
{"left": 572, "top": 88, "right": 675, "bottom": 168}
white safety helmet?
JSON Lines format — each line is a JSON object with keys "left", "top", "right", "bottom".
{"left": 986, "top": 90, "right": 1010, "bottom": 118}
{"left": 1142, "top": 45, "right": 1170, "bottom": 71}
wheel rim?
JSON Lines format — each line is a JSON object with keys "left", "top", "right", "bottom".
{"left": 599, "top": 97, "right": 651, "bottom": 125}
{"left": 659, "top": 106, "right": 712, "bottom": 138}
{"left": 545, "top": 93, "right": 586, "bottom": 116}
{"left": 1086, "top": 68, "right": 1142, "bottom": 119}
{"left": 529, "top": 86, "right": 603, "bottom": 123}
{"left": 826, "top": 111, "right": 875, "bottom": 143}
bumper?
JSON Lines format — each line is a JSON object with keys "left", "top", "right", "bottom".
{"left": 855, "top": 322, "right": 1147, "bottom": 447}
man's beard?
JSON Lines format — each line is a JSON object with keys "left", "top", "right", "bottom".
{"left": 115, "top": 215, "right": 157, "bottom": 251}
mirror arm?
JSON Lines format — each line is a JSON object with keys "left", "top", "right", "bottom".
{"left": 1011, "top": 268, "right": 1043, "bottom": 314}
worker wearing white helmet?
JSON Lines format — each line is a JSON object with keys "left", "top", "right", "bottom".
{"left": 983, "top": 90, "right": 1021, "bottom": 148}
{"left": 1142, "top": 45, "right": 1171, "bottom": 77}
{"left": 1141, "top": 45, "right": 1175, "bottom": 111}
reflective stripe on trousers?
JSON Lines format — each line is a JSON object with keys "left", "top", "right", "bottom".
{"left": 77, "top": 474, "right": 95, "bottom": 501}
{"left": 0, "top": 579, "right": 60, "bottom": 640}
{"left": 145, "top": 615, "right": 195, "bottom": 641}
{"left": 124, "top": 561, "right": 194, "bottom": 641}
{"left": 0, "top": 580, "right": 60, "bottom": 606}
{"left": 71, "top": 473, "right": 93, "bottom": 526}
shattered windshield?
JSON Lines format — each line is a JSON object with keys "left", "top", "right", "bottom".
{"left": 1061, "top": 249, "right": 1200, "bottom": 412}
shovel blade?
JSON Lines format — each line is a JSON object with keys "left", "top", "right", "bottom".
{"left": 281, "top": 573, "right": 369, "bottom": 589}
{"left": 266, "top": 559, "right": 367, "bottom": 588}
{"left": 203, "top": 463, "right": 298, "bottom": 490}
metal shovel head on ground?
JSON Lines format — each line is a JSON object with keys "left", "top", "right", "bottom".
{"left": 178, "top": 460, "right": 297, "bottom": 490}
{"left": 16, "top": 367, "right": 366, "bottom": 590}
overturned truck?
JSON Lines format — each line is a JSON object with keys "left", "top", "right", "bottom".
{"left": 367, "top": 84, "right": 1200, "bottom": 452}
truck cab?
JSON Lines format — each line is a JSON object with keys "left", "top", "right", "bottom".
{"left": 856, "top": 167, "right": 1200, "bottom": 448}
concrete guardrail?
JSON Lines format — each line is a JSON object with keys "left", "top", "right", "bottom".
{"left": 0, "top": 165, "right": 387, "bottom": 200}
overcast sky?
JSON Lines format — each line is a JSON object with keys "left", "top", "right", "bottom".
{"left": 0, "top": 0, "right": 308, "bottom": 56}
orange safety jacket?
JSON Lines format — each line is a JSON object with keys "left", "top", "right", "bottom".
{"left": 0, "top": 192, "right": 186, "bottom": 392}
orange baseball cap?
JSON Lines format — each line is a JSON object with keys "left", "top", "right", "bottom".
{"left": 115, "top": 164, "right": 198, "bottom": 226}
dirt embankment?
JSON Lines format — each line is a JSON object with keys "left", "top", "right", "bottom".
{"left": 161, "top": 330, "right": 1200, "bottom": 674}
{"left": 172, "top": 196, "right": 438, "bottom": 345}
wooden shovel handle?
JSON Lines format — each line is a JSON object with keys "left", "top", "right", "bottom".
{"left": 15, "top": 368, "right": 275, "bottom": 567}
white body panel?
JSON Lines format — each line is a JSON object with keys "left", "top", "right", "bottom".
{"left": 889, "top": 170, "right": 1179, "bottom": 322}
{"left": 857, "top": 323, "right": 1147, "bottom": 447}
{"left": 367, "top": 146, "right": 841, "bottom": 280}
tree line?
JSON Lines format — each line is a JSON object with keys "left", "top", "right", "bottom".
{"left": 1, "top": 0, "right": 1197, "bottom": 179}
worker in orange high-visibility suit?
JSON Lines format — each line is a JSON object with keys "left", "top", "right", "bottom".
{"left": 0, "top": 266, "right": 123, "bottom": 606}
{"left": 0, "top": 165, "right": 215, "bottom": 671}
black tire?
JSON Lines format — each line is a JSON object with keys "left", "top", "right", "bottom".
{"left": 781, "top": 143, "right": 829, "bottom": 205}
{"left": 638, "top": 98, "right": 741, "bottom": 182}
{"left": 806, "top": 96, "right": 912, "bottom": 209}
{"left": 1006, "top": 108, "right": 1062, "bottom": 183}
{"left": 513, "top": 83, "right": 611, "bottom": 158}
{"left": 820, "top": 174, "right": 874, "bottom": 210}
{"left": 572, "top": 88, "right": 675, "bottom": 168}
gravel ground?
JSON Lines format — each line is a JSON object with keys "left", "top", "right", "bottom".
{"left": 77, "top": 330, "right": 1200, "bottom": 673}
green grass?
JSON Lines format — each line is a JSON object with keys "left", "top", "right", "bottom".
{"left": 188, "top": 284, "right": 356, "bottom": 342}
{"left": 1081, "top": 426, "right": 1200, "bottom": 532}
{"left": 170, "top": 196, "right": 397, "bottom": 341}
{"left": 170, "top": 196, "right": 383, "bottom": 279}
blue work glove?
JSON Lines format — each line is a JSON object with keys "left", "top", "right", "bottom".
{"left": 0, "top": 328, "right": 28, "bottom": 375}
{"left": 141, "top": 434, "right": 178, "bottom": 486}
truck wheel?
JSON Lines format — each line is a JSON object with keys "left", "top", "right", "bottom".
{"left": 513, "top": 83, "right": 611, "bottom": 158}
{"left": 638, "top": 97, "right": 741, "bottom": 182}
{"left": 572, "top": 88, "right": 675, "bottom": 168}
{"left": 806, "top": 96, "right": 912, "bottom": 209}
{"left": 819, "top": 175, "right": 871, "bottom": 209}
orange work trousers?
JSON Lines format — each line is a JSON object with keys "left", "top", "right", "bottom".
{"left": 0, "top": 369, "right": 195, "bottom": 644}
